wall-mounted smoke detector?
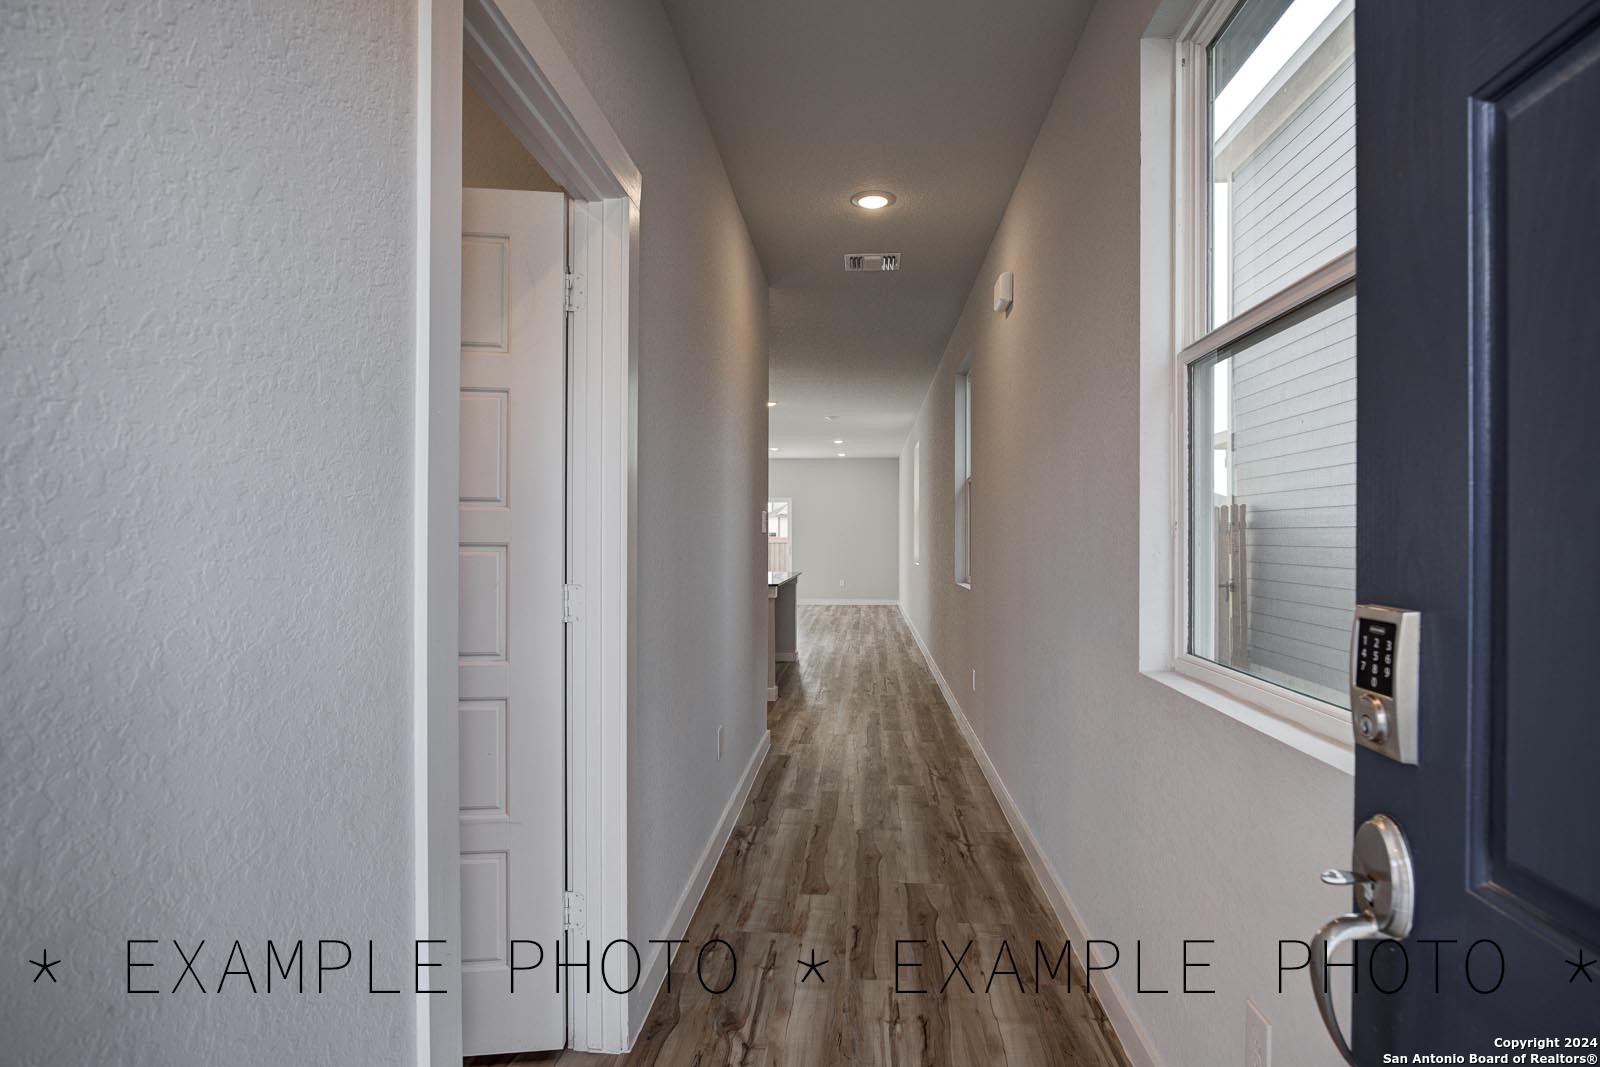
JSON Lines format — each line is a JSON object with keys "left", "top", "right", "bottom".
{"left": 845, "top": 253, "right": 900, "bottom": 272}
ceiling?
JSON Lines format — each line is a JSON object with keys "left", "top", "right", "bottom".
{"left": 661, "top": 0, "right": 1095, "bottom": 458}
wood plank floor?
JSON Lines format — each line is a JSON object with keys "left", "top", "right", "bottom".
{"left": 474, "top": 605, "right": 1130, "bottom": 1067}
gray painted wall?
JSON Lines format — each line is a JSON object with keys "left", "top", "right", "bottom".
{"left": 769, "top": 459, "right": 899, "bottom": 601}
{"left": 531, "top": 0, "right": 770, "bottom": 1010}
{"left": 897, "top": 0, "right": 1352, "bottom": 1062}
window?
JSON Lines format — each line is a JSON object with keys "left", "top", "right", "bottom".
{"left": 954, "top": 369, "right": 973, "bottom": 586}
{"left": 767, "top": 499, "right": 792, "bottom": 573}
{"left": 1174, "top": 0, "right": 1357, "bottom": 722}
{"left": 911, "top": 442, "right": 921, "bottom": 565}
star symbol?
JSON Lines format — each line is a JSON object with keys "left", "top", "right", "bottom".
{"left": 1567, "top": 948, "right": 1595, "bottom": 983}
{"left": 30, "top": 950, "right": 59, "bottom": 984}
{"left": 797, "top": 947, "right": 829, "bottom": 984}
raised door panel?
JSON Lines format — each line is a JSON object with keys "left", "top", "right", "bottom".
{"left": 461, "top": 235, "right": 510, "bottom": 352}
{"left": 458, "top": 188, "right": 567, "bottom": 1056}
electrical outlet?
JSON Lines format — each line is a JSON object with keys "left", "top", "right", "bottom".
{"left": 1246, "top": 999, "right": 1271, "bottom": 1067}
{"left": 838, "top": 578, "right": 845, "bottom": 590}
{"left": 716, "top": 725, "right": 724, "bottom": 762}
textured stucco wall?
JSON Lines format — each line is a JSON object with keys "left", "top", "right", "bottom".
{"left": 768, "top": 459, "right": 899, "bottom": 601}
{"left": 1, "top": 1, "right": 417, "bottom": 1062}
{"left": 896, "top": 0, "right": 1353, "bottom": 1062}
{"left": 527, "top": 0, "right": 770, "bottom": 1007}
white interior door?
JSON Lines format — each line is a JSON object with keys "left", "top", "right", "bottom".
{"left": 459, "top": 188, "right": 567, "bottom": 1056}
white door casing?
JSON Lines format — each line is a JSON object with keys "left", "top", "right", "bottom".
{"left": 459, "top": 188, "right": 567, "bottom": 1056}
{"left": 422, "top": 4, "right": 643, "bottom": 1058}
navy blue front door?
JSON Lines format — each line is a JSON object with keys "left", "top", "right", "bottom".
{"left": 1352, "top": 0, "right": 1600, "bottom": 1057}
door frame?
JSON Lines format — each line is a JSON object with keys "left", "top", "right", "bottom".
{"left": 414, "top": 1, "right": 640, "bottom": 1061}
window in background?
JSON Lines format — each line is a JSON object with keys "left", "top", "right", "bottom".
{"left": 912, "top": 441, "right": 921, "bottom": 565}
{"left": 767, "top": 499, "right": 792, "bottom": 573}
{"left": 1208, "top": 0, "right": 1354, "bottom": 327}
{"left": 1180, "top": 0, "right": 1356, "bottom": 716}
{"left": 1189, "top": 285, "right": 1354, "bottom": 706}
{"left": 954, "top": 369, "right": 973, "bottom": 586}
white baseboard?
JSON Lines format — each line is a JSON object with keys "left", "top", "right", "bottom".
{"left": 896, "top": 606, "right": 1163, "bottom": 1067}
{"left": 797, "top": 596, "right": 899, "bottom": 606}
{"left": 625, "top": 728, "right": 772, "bottom": 1048}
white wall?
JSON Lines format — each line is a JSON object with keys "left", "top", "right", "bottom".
{"left": 897, "top": 0, "right": 1353, "bottom": 1063}
{"left": 768, "top": 459, "right": 898, "bottom": 602}
{"left": 530, "top": 0, "right": 770, "bottom": 1025}
{"left": 0, "top": 1, "right": 416, "bottom": 1061}
{"left": 2, "top": 0, "right": 767, "bottom": 1059}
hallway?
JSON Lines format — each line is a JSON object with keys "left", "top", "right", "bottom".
{"left": 502, "top": 606, "right": 1128, "bottom": 1067}
{"left": 10, "top": 0, "right": 1600, "bottom": 1060}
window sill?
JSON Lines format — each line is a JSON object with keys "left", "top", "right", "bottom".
{"left": 1143, "top": 659, "right": 1355, "bottom": 774}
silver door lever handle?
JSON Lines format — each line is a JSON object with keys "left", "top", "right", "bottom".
{"left": 1311, "top": 912, "right": 1383, "bottom": 1066}
{"left": 1309, "top": 815, "right": 1416, "bottom": 1067}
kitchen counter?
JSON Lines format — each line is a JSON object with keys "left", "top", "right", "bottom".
{"left": 766, "top": 571, "right": 800, "bottom": 701}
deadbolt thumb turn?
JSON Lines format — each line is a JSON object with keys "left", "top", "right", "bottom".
{"left": 1310, "top": 814, "right": 1416, "bottom": 1065}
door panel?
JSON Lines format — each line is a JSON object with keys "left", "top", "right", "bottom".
{"left": 460, "top": 389, "right": 509, "bottom": 504}
{"left": 1492, "top": 16, "right": 1600, "bottom": 928}
{"left": 458, "top": 545, "right": 508, "bottom": 660}
{"left": 1354, "top": 0, "right": 1600, "bottom": 1058}
{"left": 459, "top": 188, "right": 567, "bottom": 1056}
{"left": 459, "top": 700, "right": 508, "bottom": 815}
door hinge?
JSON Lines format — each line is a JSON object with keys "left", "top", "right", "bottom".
{"left": 564, "top": 272, "right": 584, "bottom": 313}
{"left": 562, "top": 582, "right": 583, "bottom": 623}
{"left": 563, "top": 890, "right": 586, "bottom": 931}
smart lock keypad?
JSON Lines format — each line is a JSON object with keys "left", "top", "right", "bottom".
{"left": 1350, "top": 605, "right": 1421, "bottom": 764}
{"left": 1356, "top": 619, "right": 1396, "bottom": 697}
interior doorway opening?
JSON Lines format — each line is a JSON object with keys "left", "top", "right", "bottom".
{"left": 415, "top": 1, "right": 641, "bottom": 1061}
{"left": 457, "top": 140, "right": 569, "bottom": 1054}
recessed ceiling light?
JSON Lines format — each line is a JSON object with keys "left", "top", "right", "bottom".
{"left": 767, "top": 401, "right": 778, "bottom": 407}
{"left": 832, "top": 439, "right": 844, "bottom": 445}
{"left": 836, "top": 452, "right": 847, "bottom": 458}
{"left": 823, "top": 415, "right": 837, "bottom": 422}
{"left": 851, "top": 190, "right": 895, "bottom": 210}
{"left": 769, "top": 446, "right": 780, "bottom": 452}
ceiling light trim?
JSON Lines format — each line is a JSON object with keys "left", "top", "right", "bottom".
{"left": 850, "top": 190, "right": 896, "bottom": 210}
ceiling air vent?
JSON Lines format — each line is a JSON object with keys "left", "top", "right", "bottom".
{"left": 845, "top": 252, "right": 900, "bottom": 272}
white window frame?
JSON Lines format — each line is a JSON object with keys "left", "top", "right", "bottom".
{"left": 954, "top": 366, "right": 973, "bottom": 588}
{"left": 767, "top": 498, "right": 792, "bottom": 536}
{"left": 912, "top": 440, "right": 922, "bottom": 565}
{"left": 1138, "top": 0, "right": 1356, "bottom": 772}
